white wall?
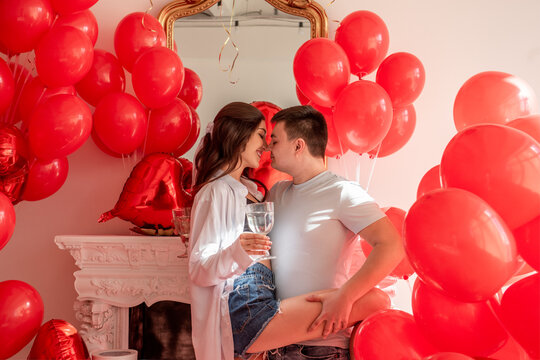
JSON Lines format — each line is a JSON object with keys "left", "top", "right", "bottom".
{"left": 1, "top": 0, "right": 539, "bottom": 358}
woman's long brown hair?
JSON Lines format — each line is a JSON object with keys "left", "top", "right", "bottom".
{"left": 194, "top": 102, "right": 267, "bottom": 197}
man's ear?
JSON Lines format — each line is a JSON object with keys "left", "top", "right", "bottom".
{"left": 295, "top": 138, "right": 307, "bottom": 153}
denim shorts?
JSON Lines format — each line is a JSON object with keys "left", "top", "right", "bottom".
{"left": 228, "top": 262, "right": 281, "bottom": 358}
{"left": 266, "top": 344, "right": 350, "bottom": 360}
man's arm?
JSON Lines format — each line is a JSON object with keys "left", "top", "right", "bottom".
{"left": 307, "top": 216, "right": 405, "bottom": 336}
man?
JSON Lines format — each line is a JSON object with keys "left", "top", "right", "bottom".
{"left": 266, "top": 105, "right": 404, "bottom": 359}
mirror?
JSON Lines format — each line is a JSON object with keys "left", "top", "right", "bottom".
{"left": 158, "top": 0, "right": 328, "bottom": 159}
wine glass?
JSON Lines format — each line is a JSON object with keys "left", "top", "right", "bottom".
{"left": 245, "top": 202, "right": 275, "bottom": 261}
{"left": 172, "top": 207, "right": 191, "bottom": 258}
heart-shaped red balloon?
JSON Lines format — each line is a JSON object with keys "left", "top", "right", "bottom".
{"left": 99, "top": 153, "right": 193, "bottom": 230}
{"left": 28, "top": 319, "right": 90, "bottom": 360}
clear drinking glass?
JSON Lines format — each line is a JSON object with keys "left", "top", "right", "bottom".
{"left": 172, "top": 207, "right": 191, "bottom": 258}
{"left": 245, "top": 202, "right": 275, "bottom": 261}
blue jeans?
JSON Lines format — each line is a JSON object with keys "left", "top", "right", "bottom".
{"left": 267, "top": 344, "right": 350, "bottom": 359}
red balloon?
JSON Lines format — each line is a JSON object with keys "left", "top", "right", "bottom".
{"left": 0, "top": 0, "right": 54, "bottom": 54}
{"left": 93, "top": 93, "right": 148, "bottom": 154}
{"left": 376, "top": 52, "right": 426, "bottom": 107}
{"left": 54, "top": 9, "right": 98, "bottom": 46}
{"left": 76, "top": 49, "right": 126, "bottom": 107}
{"left": 22, "top": 157, "right": 69, "bottom": 201}
{"left": 0, "top": 280, "right": 44, "bottom": 359}
{"left": 0, "top": 58, "right": 15, "bottom": 115}
{"left": 416, "top": 165, "right": 442, "bottom": 199}
{"left": 296, "top": 85, "right": 310, "bottom": 105}
{"left": 512, "top": 216, "right": 540, "bottom": 271}
{"left": 0, "top": 192, "right": 15, "bottom": 251}
{"left": 350, "top": 309, "right": 437, "bottom": 359}
{"left": 453, "top": 72, "right": 538, "bottom": 131}
{"left": 132, "top": 46, "right": 184, "bottom": 109}
{"left": 441, "top": 124, "right": 540, "bottom": 230}
{"left": 28, "top": 319, "right": 89, "bottom": 360}
{"left": 293, "top": 38, "right": 350, "bottom": 108}
{"left": 424, "top": 354, "right": 474, "bottom": 360}
{"left": 500, "top": 273, "right": 540, "bottom": 359}
{"left": 18, "top": 77, "right": 76, "bottom": 126}
{"left": 0, "top": 125, "right": 30, "bottom": 203}
{"left": 178, "top": 68, "right": 202, "bottom": 109}
{"left": 35, "top": 26, "right": 94, "bottom": 87}
{"left": 334, "top": 80, "right": 393, "bottom": 154}
{"left": 369, "top": 104, "right": 416, "bottom": 158}
{"left": 144, "top": 98, "right": 192, "bottom": 154}
{"left": 412, "top": 278, "right": 508, "bottom": 357}
{"left": 335, "top": 10, "right": 389, "bottom": 77}
{"left": 507, "top": 114, "right": 540, "bottom": 143}
{"left": 486, "top": 334, "right": 533, "bottom": 360}
{"left": 174, "top": 105, "right": 201, "bottom": 157}
{"left": 404, "top": 188, "right": 518, "bottom": 302}
{"left": 29, "top": 94, "right": 92, "bottom": 160}
{"left": 98, "top": 153, "right": 193, "bottom": 230}
{"left": 50, "top": 0, "right": 98, "bottom": 15}
{"left": 311, "top": 103, "right": 348, "bottom": 158}
{"left": 91, "top": 128, "right": 123, "bottom": 158}
{"left": 114, "top": 12, "right": 167, "bottom": 73}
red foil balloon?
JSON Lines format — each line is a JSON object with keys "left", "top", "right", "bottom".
{"left": 174, "top": 105, "right": 201, "bottom": 157}
{"left": 404, "top": 188, "right": 518, "bottom": 302}
{"left": 416, "top": 165, "right": 442, "bottom": 199}
{"left": 453, "top": 72, "right": 538, "bottom": 132}
{"left": 441, "top": 124, "right": 540, "bottom": 230}
{"left": 0, "top": 192, "right": 16, "bottom": 251}
{"left": 28, "top": 319, "right": 89, "bottom": 360}
{"left": 177, "top": 68, "right": 203, "bottom": 109}
{"left": 99, "top": 154, "right": 193, "bottom": 230}
{"left": 0, "top": 125, "right": 30, "bottom": 203}
{"left": 368, "top": 104, "right": 416, "bottom": 158}
{"left": 54, "top": 9, "right": 98, "bottom": 45}
{"left": 0, "top": 280, "right": 44, "bottom": 359}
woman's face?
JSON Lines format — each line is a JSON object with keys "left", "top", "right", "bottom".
{"left": 241, "top": 120, "right": 267, "bottom": 169}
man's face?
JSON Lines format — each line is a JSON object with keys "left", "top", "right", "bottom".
{"left": 269, "top": 122, "right": 296, "bottom": 173}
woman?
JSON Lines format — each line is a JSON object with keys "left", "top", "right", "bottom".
{"left": 189, "top": 102, "right": 389, "bottom": 360}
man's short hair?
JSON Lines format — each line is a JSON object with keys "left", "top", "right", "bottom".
{"left": 271, "top": 105, "right": 327, "bottom": 159}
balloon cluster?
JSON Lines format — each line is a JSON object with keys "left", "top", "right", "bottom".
{"left": 293, "top": 11, "right": 425, "bottom": 159}
{"left": 351, "top": 71, "right": 540, "bottom": 359}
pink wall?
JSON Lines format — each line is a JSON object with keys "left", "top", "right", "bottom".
{"left": 1, "top": 0, "right": 539, "bottom": 358}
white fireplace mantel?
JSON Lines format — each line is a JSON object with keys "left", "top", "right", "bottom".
{"left": 55, "top": 235, "right": 191, "bottom": 354}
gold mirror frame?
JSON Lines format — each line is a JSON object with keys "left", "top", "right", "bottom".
{"left": 158, "top": 0, "right": 328, "bottom": 49}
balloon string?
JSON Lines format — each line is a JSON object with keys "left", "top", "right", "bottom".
{"left": 142, "top": 108, "right": 151, "bottom": 156}
{"left": 142, "top": 0, "right": 157, "bottom": 33}
{"left": 365, "top": 143, "right": 381, "bottom": 192}
{"left": 9, "top": 56, "right": 34, "bottom": 125}
{"left": 218, "top": 0, "right": 239, "bottom": 84}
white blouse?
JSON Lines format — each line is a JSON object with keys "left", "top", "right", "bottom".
{"left": 189, "top": 172, "right": 262, "bottom": 360}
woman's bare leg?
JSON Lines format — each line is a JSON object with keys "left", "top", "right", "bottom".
{"left": 246, "top": 287, "right": 390, "bottom": 353}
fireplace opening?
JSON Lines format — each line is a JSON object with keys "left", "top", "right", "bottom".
{"left": 129, "top": 301, "right": 195, "bottom": 360}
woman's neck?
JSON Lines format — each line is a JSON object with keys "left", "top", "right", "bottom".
{"left": 225, "top": 164, "right": 245, "bottom": 182}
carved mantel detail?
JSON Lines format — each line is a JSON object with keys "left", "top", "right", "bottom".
{"left": 56, "top": 235, "right": 191, "bottom": 353}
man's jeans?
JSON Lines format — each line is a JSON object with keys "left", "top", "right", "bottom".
{"left": 266, "top": 344, "right": 349, "bottom": 359}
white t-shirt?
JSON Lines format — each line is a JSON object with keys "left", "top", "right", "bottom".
{"left": 268, "top": 171, "right": 385, "bottom": 348}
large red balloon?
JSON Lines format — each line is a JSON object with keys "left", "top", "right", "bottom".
{"left": 93, "top": 93, "right": 148, "bottom": 154}
{"left": 369, "top": 104, "right": 416, "bottom": 158}
{"left": 404, "top": 188, "right": 518, "bottom": 302}
{"left": 35, "top": 25, "right": 94, "bottom": 87}
{"left": 132, "top": 46, "right": 184, "bottom": 109}
{"left": 114, "top": 12, "right": 167, "bottom": 73}
{"left": 293, "top": 38, "right": 350, "bottom": 108}
{"left": 296, "top": 85, "right": 310, "bottom": 105}
{"left": 0, "top": 192, "right": 16, "bottom": 251}
{"left": 311, "top": 104, "right": 348, "bottom": 158}
{"left": 174, "top": 105, "right": 201, "bottom": 157}
{"left": 350, "top": 309, "right": 436, "bottom": 359}
{"left": 91, "top": 129, "right": 123, "bottom": 158}
{"left": 453, "top": 72, "right": 538, "bottom": 131}
{"left": 0, "top": 58, "right": 15, "bottom": 116}
{"left": 50, "top": 0, "right": 98, "bottom": 15}
{"left": 54, "top": 9, "right": 98, "bottom": 46}
{"left": 22, "top": 157, "right": 69, "bottom": 201}
{"left": 416, "top": 165, "right": 442, "bottom": 199}
{"left": 28, "top": 319, "right": 89, "bottom": 360}
{"left": 0, "top": 280, "right": 44, "bottom": 359}
{"left": 144, "top": 98, "right": 192, "bottom": 155}
{"left": 177, "top": 68, "right": 203, "bottom": 109}
{"left": 334, "top": 80, "right": 393, "bottom": 154}
{"left": 512, "top": 216, "right": 540, "bottom": 271}
{"left": 0, "top": 0, "right": 54, "bottom": 54}
{"left": 507, "top": 114, "right": 540, "bottom": 143}
{"left": 99, "top": 154, "right": 193, "bottom": 231}
{"left": 441, "top": 124, "right": 540, "bottom": 230}
{"left": 412, "top": 278, "right": 508, "bottom": 357}
{"left": 376, "top": 52, "right": 426, "bottom": 107}
{"left": 500, "top": 273, "right": 540, "bottom": 359}
{"left": 28, "top": 94, "right": 92, "bottom": 160}
{"left": 335, "top": 10, "right": 389, "bottom": 77}
{"left": 76, "top": 49, "right": 126, "bottom": 107}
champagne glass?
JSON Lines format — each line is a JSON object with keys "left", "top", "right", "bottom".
{"left": 172, "top": 207, "right": 191, "bottom": 258}
{"left": 245, "top": 202, "right": 275, "bottom": 261}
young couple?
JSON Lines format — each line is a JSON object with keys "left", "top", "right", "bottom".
{"left": 188, "top": 102, "right": 404, "bottom": 360}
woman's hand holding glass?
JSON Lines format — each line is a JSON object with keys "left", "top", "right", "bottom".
{"left": 238, "top": 233, "right": 272, "bottom": 256}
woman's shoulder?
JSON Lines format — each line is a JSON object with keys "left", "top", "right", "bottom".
{"left": 195, "top": 176, "right": 242, "bottom": 202}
